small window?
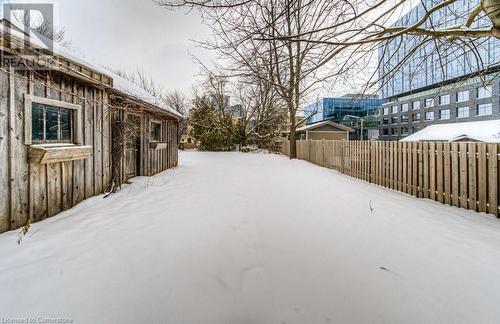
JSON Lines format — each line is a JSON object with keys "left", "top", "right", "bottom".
{"left": 456, "top": 90, "right": 469, "bottom": 102}
{"left": 382, "top": 118, "right": 389, "bottom": 125}
{"left": 401, "top": 127, "right": 409, "bottom": 135}
{"left": 31, "top": 103, "right": 73, "bottom": 143}
{"left": 456, "top": 106, "right": 469, "bottom": 118}
{"left": 412, "top": 113, "right": 421, "bottom": 121}
{"left": 439, "top": 109, "right": 450, "bottom": 120}
{"left": 477, "top": 103, "right": 492, "bottom": 116}
{"left": 439, "top": 95, "right": 450, "bottom": 105}
{"left": 382, "top": 128, "right": 389, "bottom": 135}
{"left": 425, "top": 111, "right": 434, "bottom": 121}
{"left": 383, "top": 107, "right": 389, "bottom": 115}
{"left": 477, "top": 85, "right": 492, "bottom": 99}
{"left": 401, "top": 115, "right": 409, "bottom": 123}
{"left": 425, "top": 98, "right": 434, "bottom": 108}
{"left": 391, "top": 128, "right": 397, "bottom": 135}
{"left": 391, "top": 116, "right": 398, "bottom": 124}
{"left": 401, "top": 103, "right": 409, "bottom": 112}
{"left": 412, "top": 101, "right": 421, "bottom": 110}
{"left": 151, "top": 122, "right": 162, "bottom": 141}
{"left": 391, "top": 105, "right": 398, "bottom": 114}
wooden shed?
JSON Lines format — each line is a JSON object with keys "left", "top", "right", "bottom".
{"left": 106, "top": 71, "right": 182, "bottom": 184}
{"left": 0, "top": 20, "right": 182, "bottom": 234}
{"left": 295, "top": 120, "right": 353, "bottom": 140}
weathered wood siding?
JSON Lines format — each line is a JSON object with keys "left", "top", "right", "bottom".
{"left": 0, "top": 69, "right": 111, "bottom": 232}
{"left": 142, "top": 114, "right": 179, "bottom": 177}
{"left": 110, "top": 101, "right": 179, "bottom": 184}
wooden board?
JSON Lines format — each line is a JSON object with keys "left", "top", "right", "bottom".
{"left": 28, "top": 146, "right": 92, "bottom": 164}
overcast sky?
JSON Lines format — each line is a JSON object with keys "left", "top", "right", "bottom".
{"left": 53, "top": 0, "right": 211, "bottom": 95}
{"left": 0, "top": 0, "right": 400, "bottom": 99}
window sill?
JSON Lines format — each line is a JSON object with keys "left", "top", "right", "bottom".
{"left": 28, "top": 145, "right": 93, "bottom": 164}
{"left": 149, "top": 142, "right": 168, "bottom": 150}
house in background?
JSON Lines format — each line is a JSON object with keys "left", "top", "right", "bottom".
{"left": 180, "top": 124, "right": 198, "bottom": 150}
{"left": 0, "top": 19, "right": 182, "bottom": 234}
{"left": 295, "top": 120, "right": 353, "bottom": 140}
{"left": 302, "top": 95, "right": 382, "bottom": 140}
{"left": 400, "top": 120, "right": 500, "bottom": 143}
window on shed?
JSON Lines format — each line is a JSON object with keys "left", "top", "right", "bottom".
{"left": 151, "top": 122, "right": 162, "bottom": 141}
{"left": 31, "top": 103, "right": 73, "bottom": 143}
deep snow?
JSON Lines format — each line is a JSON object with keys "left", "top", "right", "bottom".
{"left": 1, "top": 151, "right": 500, "bottom": 324}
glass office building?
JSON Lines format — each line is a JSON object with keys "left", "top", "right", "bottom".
{"left": 304, "top": 95, "right": 382, "bottom": 125}
{"left": 378, "top": 0, "right": 500, "bottom": 140}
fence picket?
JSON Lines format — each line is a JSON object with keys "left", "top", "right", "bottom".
{"left": 451, "top": 143, "right": 460, "bottom": 207}
{"left": 477, "top": 143, "right": 487, "bottom": 213}
{"left": 402, "top": 142, "right": 407, "bottom": 193}
{"left": 488, "top": 144, "right": 498, "bottom": 216}
{"left": 459, "top": 143, "right": 468, "bottom": 209}
{"left": 443, "top": 143, "right": 451, "bottom": 205}
{"left": 423, "top": 142, "right": 429, "bottom": 199}
{"left": 468, "top": 143, "right": 477, "bottom": 211}
{"left": 436, "top": 142, "right": 443, "bottom": 204}
{"left": 429, "top": 142, "right": 436, "bottom": 201}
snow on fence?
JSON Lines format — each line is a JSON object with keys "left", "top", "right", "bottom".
{"left": 281, "top": 139, "right": 500, "bottom": 217}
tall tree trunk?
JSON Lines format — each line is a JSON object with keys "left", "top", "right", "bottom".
{"left": 289, "top": 107, "right": 297, "bottom": 159}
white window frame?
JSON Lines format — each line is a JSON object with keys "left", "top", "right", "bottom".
{"left": 456, "top": 90, "right": 469, "bottom": 103}
{"left": 456, "top": 106, "right": 469, "bottom": 119}
{"left": 24, "top": 94, "right": 83, "bottom": 146}
{"left": 439, "top": 109, "right": 450, "bottom": 120}
{"left": 477, "top": 85, "right": 492, "bottom": 99}
{"left": 439, "top": 95, "right": 450, "bottom": 105}
{"left": 477, "top": 103, "right": 492, "bottom": 116}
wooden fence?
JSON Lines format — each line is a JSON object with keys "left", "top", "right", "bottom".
{"left": 281, "top": 139, "right": 500, "bottom": 217}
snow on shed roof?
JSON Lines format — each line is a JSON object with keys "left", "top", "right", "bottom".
{"left": 102, "top": 68, "right": 184, "bottom": 119}
{"left": 401, "top": 120, "right": 500, "bottom": 143}
{"left": 0, "top": 19, "right": 184, "bottom": 119}
{"left": 296, "top": 120, "right": 353, "bottom": 133}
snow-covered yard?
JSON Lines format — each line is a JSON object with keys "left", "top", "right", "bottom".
{"left": 1, "top": 151, "right": 500, "bottom": 324}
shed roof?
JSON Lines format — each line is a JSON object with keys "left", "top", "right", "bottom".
{"left": 103, "top": 69, "right": 184, "bottom": 119}
{"left": 400, "top": 120, "right": 500, "bottom": 143}
{"left": 0, "top": 19, "right": 184, "bottom": 120}
{"left": 296, "top": 120, "right": 353, "bottom": 133}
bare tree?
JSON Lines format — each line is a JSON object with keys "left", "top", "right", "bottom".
{"left": 157, "top": 0, "right": 353, "bottom": 158}
{"left": 262, "top": 0, "right": 500, "bottom": 90}
{"left": 164, "top": 90, "right": 190, "bottom": 142}
{"left": 231, "top": 75, "right": 287, "bottom": 147}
